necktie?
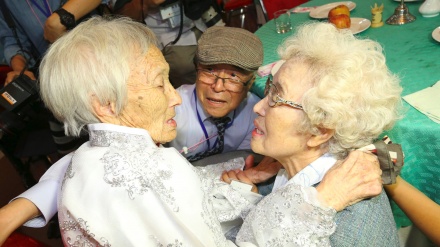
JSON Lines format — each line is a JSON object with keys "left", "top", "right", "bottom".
{"left": 187, "top": 117, "right": 230, "bottom": 162}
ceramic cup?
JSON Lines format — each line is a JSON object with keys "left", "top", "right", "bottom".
{"left": 274, "top": 9, "right": 292, "bottom": 34}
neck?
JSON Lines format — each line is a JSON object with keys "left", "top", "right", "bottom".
{"left": 279, "top": 147, "right": 327, "bottom": 179}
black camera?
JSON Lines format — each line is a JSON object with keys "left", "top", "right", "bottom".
{"left": 0, "top": 74, "right": 41, "bottom": 137}
{"left": 160, "top": 0, "right": 224, "bottom": 28}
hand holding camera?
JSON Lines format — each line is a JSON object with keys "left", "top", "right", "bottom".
{"left": 5, "top": 70, "right": 36, "bottom": 86}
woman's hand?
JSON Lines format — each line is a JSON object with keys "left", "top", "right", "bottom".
{"left": 221, "top": 169, "right": 259, "bottom": 193}
{"left": 242, "top": 155, "right": 282, "bottom": 184}
{"left": 316, "top": 150, "right": 382, "bottom": 211}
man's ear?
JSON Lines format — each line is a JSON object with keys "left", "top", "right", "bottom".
{"left": 91, "top": 95, "right": 118, "bottom": 123}
{"left": 307, "top": 128, "right": 335, "bottom": 148}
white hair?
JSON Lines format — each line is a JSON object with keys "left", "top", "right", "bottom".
{"left": 39, "top": 16, "right": 157, "bottom": 136}
{"left": 278, "top": 22, "right": 403, "bottom": 158}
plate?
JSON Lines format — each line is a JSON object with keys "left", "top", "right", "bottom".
{"left": 349, "top": 18, "right": 371, "bottom": 34}
{"left": 394, "top": 0, "right": 422, "bottom": 2}
{"left": 309, "top": 1, "right": 356, "bottom": 19}
{"left": 432, "top": 26, "right": 440, "bottom": 42}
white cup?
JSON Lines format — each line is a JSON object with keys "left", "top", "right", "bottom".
{"left": 274, "top": 9, "right": 292, "bottom": 34}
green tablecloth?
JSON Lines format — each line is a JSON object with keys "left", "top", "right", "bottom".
{"left": 251, "top": 0, "right": 440, "bottom": 228}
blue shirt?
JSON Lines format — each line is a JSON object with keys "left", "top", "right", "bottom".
{"left": 0, "top": 0, "right": 63, "bottom": 67}
{"left": 169, "top": 84, "right": 260, "bottom": 157}
{"left": 0, "top": 0, "right": 108, "bottom": 67}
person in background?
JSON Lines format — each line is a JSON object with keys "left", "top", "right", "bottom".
{"left": 385, "top": 176, "right": 440, "bottom": 245}
{"left": 0, "top": 17, "right": 384, "bottom": 246}
{"left": 110, "top": 0, "right": 225, "bottom": 88}
{"left": 0, "top": 0, "right": 103, "bottom": 85}
{"left": 0, "top": 0, "right": 108, "bottom": 155}
{"left": 223, "top": 22, "right": 402, "bottom": 245}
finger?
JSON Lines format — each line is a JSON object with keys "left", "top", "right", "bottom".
{"left": 235, "top": 171, "right": 253, "bottom": 184}
{"left": 244, "top": 155, "right": 255, "bottom": 170}
{"left": 5, "top": 73, "right": 17, "bottom": 85}
{"left": 23, "top": 71, "right": 36, "bottom": 80}
{"left": 227, "top": 170, "right": 238, "bottom": 181}
{"left": 221, "top": 171, "right": 230, "bottom": 183}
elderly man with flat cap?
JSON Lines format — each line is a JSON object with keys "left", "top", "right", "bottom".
{"left": 169, "top": 26, "right": 263, "bottom": 164}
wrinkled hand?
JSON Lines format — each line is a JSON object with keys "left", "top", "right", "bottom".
{"left": 221, "top": 169, "right": 258, "bottom": 193}
{"left": 242, "top": 155, "right": 282, "bottom": 184}
{"left": 316, "top": 150, "right": 382, "bottom": 211}
{"left": 4, "top": 70, "right": 36, "bottom": 86}
{"left": 44, "top": 13, "right": 67, "bottom": 43}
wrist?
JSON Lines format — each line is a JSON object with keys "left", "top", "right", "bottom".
{"left": 316, "top": 185, "right": 343, "bottom": 211}
{"left": 54, "top": 8, "right": 76, "bottom": 30}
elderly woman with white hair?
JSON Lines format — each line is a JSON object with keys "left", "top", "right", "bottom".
{"left": 224, "top": 22, "right": 402, "bottom": 246}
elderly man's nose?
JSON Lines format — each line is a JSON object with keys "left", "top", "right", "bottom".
{"left": 212, "top": 77, "right": 226, "bottom": 92}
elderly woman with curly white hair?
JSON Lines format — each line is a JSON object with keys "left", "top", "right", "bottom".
{"left": 224, "top": 22, "right": 403, "bottom": 246}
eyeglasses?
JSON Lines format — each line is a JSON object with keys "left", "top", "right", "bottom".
{"left": 197, "top": 68, "right": 253, "bottom": 93}
{"left": 264, "top": 76, "right": 303, "bottom": 110}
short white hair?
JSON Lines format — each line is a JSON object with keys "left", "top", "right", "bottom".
{"left": 39, "top": 17, "right": 157, "bottom": 136}
{"left": 278, "top": 22, "right": 402, "bottom": 158}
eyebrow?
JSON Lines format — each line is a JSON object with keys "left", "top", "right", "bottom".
{"left": 273, "top": 80, "right": 286, "bottom": 95}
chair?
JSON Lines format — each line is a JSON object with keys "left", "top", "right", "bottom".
{"left": 3, "top": 232, "right": 50, "bottom": 247}
{"left": 260, "top": 0, "right": 310, "bottom": 20}
{"left": 0, "top": 65, "right": 12, "bottom": 85}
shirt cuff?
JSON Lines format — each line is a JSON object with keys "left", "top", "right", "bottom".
{"left": 12, "top": 178, "right": 60, "bottom": 228}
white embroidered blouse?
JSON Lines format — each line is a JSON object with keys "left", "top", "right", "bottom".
{"left": 57, "top": 123, "right": 336, "bottom": 246}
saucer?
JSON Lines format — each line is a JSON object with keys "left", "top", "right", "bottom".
{"left": 309, "top": 1, "right": 356, "bottom": 19}
{"left": 432, "top": 26, "right": 440, "bottom": 42}
{"left": 349, "top": 18, "right": 371, "bottom": 34}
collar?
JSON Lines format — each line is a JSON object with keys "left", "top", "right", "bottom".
{"left": 273, "top": 153, "right": 337, "bottom": 190}
{"left": 87, "top": 123, "right": 157, "bottom": 148}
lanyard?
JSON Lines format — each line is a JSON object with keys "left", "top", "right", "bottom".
{"left": 29, "top": 0, "right": 52, "bottom": 17}
{"left": 193, "top": 89, "right": 235, "bottom": 150}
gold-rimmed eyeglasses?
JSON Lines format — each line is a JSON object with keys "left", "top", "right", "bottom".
{"left": 197, "top": 68, "right": 253, "bottom": 93}
{"left": 264, "top": 75, "right": 303, "bottom": 110}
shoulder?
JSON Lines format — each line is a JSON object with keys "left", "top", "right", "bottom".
{"left": 246, "top": 91, "right": 261, "bottom": 104}
{"left": 331, "top": 190, "right": 399, "bottom": 246}
{"left": 233, "top": 91, "right": 259, "bottom": 119}
{"left": 176, "top": 84, "right": 196, "bottom": 98}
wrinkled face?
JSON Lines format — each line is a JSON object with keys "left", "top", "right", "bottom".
{"left": 251, "top": 60, "right": 312, "bottom": 161}
{"left": 195, "top": 64, "right": 253, "bottom": 118}
{"left": 119, "top": 46, "right": 182, "bottom": 143}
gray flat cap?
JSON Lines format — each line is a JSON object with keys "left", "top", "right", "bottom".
{"left": 196, "top": 26, "right": 263, "bottom": 72}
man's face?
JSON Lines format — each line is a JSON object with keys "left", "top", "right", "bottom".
{"left": 195, "top": 64, "right": 254, "bottom": 118}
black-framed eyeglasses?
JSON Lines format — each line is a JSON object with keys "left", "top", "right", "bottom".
{"left": 264, "top": 75, "right": 303, "bottom": 110}
{"left": 197, "top": 68, "right": 253, "bottom": 93}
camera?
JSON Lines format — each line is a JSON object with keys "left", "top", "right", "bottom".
{"left": 0, "top": 74, "right": 42, "bottom": 137}
{"left": 160, "top": 0, "right": 224, "bottom": 28}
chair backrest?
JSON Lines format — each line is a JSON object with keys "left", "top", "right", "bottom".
{"left": 261, "top": 0, "right": 309, "bottom": 20}
{"left": 0, "top": 65, "right": 12, "bottom": 87}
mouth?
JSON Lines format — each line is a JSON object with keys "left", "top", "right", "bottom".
{"left": 207, "top": 97, "right": 226, "bottom": 105}
{"left": 252, "top": 120, "right": 265, "bottom": 136}
{"left": 166, "top": 115, "right": 177, "bottom": 127}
